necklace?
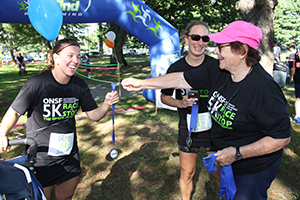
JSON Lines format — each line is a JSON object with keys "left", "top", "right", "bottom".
{"left": 217, "top": 67, "right": 253, "bottom": 105}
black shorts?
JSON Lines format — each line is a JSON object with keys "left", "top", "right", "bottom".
{"left": 178, "top": 130, "right": 213, "bottom": 148}
{"left": 295, "top": 84, "right": 300, "bottom": 98}
{"left": 35, "top": 150, "right": 81, "bottom": 187}
{"left": 178, "top": 144, "right": 216, "bottom": 153}
{"left": 288, "top": 61, "right": 295, "bottom": 69}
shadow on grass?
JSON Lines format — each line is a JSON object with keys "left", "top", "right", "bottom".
{"left": 268, "top": 84, "right": 300, "bottom": 199}
{"left": 85, "top": 142, "right": 173, "bottom": 200}
{"left": 72, "top": 107, "right": 220, "bottom": 200}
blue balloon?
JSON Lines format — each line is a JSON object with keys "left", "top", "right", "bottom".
{"left": 142, "top": 77, "right": 156, "bottom": 103}
{"left": 143, "top": 89, "right": 155, "bottom": 103}
{"left": 28, "top": 0, "right": 63, "bottom": 41}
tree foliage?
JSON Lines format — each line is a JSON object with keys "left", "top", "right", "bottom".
{"left": 0, "top": 23, "right": 44, "bottom": 60}
{"left": 0, "top": 23, "right": 88, "bottom": 60}
{"left": 274, "top": 0, "right": 300, "bottom": 50}
{"left": 1, "top": 0, "right": 295, "bottom": 69}
{"left": 146, "top": 0, "right": 240, "bottom": 35}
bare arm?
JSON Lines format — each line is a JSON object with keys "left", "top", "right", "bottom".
{"left": 161, "top": 94, "right": 194, "bottom": 108}
{"left": 214, "top": 136, "right": 291, "bottom": 166}
{"left": 0, "top": 106, "right": 22, "bottom": 152}
{"left": 85, "top": 91, "right": 119, "bottom": 121}
{"left": 121, "top": 72, "right": 192, "bottom": 91}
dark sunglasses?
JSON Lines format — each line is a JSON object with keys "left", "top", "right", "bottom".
{"left": 187, "top": 34, "right": 210, "bottom": 42}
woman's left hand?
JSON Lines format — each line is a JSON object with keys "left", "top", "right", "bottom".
{"left": 214, "top": 147, "right": 237, "bottom": 166}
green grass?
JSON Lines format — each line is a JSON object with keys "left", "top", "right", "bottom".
{"left": 0, "top": 58, "right": 300, "bottom": 200}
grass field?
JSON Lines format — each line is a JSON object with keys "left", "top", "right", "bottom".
{"left": 0, "top": 56, "right": 299, "bottom": 200}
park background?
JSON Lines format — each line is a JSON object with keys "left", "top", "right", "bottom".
{"left": 1, "top": 0, "right": 300, "bottom": 199}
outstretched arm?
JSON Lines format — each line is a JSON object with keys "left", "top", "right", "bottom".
{"left": 121, "top": 72, "right": 192, "bottom": 91}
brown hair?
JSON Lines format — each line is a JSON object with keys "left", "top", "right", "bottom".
{"left": 230, "top": 41, "right": 261, "bottom": 66}
{"left": 289, "top": 43, "right": 295, "bottom": 49}
{"left": 181, "top": 20, "right": 209, "bottom": 38}
{"left": 43, "top": 38, "right": 80, "bottom": 72}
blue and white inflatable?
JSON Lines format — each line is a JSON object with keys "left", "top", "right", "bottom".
{"left": 0, "top": 0, "right": 181, "bottom": 106}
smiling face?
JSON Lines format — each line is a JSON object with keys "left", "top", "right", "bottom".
{"left": 214, "top": 43, "right": 245, "bottom": 73}
{"left": 53, "top": 45, "right": 81, "bottom": 78}
{"left": 184, "top": 24, "right": 209, "bottom": 58}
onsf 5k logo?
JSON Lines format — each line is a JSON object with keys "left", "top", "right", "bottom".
{"left": 43, "top": 97, "right": 79, "bottom": 121}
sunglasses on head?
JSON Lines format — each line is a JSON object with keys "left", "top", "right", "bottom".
{"left": 187, "top": 34, "right": 210, "bottom": 42}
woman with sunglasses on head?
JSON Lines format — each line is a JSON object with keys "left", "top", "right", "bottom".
{"left": 0, "top": 38, "right": 119, "bottom": 200}
{"left": 160, "top": 20, "right": 220, "bottom": 200}
{"left": 122, "top": 21, "right": 291, "bottom": 200}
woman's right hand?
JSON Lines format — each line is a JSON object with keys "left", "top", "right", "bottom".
{"left": 0, "top": 135, "right": 8, "bottom": 153}
{"left": 179, "top": 95, "right": 195, "bottom": 108}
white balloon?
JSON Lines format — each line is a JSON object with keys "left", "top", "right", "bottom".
{"left": 106, "top": 31, "right": 116, "bottom": 42}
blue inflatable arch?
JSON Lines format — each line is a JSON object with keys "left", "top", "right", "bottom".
{"left": 0, "top": 0, "right": 181, "bottom": 105}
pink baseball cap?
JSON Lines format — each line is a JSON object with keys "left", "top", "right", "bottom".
{"left": 208, "top": 20, "right": 263, "bottom": 50}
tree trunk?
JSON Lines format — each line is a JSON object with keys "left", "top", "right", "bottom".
{"left": 236, "top": 0, "right": 277, "bottom": 75}
{"left": 45, "top": 40, "right": 52, "bottom": 50}
{"left": 98, "top": 23, "right": 104, "bottom": 55}
{"left": 9, "top": 36, "right": 14, "bottom": 62}
{"left": 110, "top": 23, "right": 128, "bottom": 67}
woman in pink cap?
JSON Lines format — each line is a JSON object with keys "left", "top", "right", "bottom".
{"left": 121, "top": 20, "right": 291, "bottom": 200}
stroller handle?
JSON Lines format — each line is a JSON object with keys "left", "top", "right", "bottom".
{"left": 9, "top": 138, "right": 36, "bottom": 147}
{"left": 8, "top": 138, "right": 37, "bottom": 173}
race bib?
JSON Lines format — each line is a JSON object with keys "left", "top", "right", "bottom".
{"left": 48, "top": 132, "right": 74, "bottom": 156}
{"left": 187, "top": 112, "right": 212, "bottom": 132}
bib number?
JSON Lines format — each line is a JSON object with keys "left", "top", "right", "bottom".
{"left": 48, "top": 132, "right": 74, "bottom": 156}
{"left": 187, "top": 112, "right": 212, "bottom": 132}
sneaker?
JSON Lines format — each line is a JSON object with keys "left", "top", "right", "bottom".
{"left": 293, "top": 116, "right": 300, "bottom": 124}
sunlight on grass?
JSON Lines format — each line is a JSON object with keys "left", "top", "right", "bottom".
{"left": 283, "top": 148, "right": 300, "bottom": 161}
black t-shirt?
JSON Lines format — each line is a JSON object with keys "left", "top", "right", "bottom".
{"left": 17, "top": 55, "right": 24, "bottom": 63}
{"left": 294, "top": 52, "right": 300, "bottom": 84}
{"left": 184, "top": 61, "right": 291, "bottom": 175}
{"left": 11, "top": 70, "right": 98, "bottom": 167}
{"left": 294, "top": 66, "right": 300, "bottom": 84}
{"left": 161, "top": 55, "right": 216, "bottom": 147}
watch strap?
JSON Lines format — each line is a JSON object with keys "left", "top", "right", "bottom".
{"left": 235, "top": 147, "right": 243, "bottom": 160}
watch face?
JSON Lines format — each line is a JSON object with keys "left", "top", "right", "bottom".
{"left": 236, "top": 154, "right": 242, "bottom": 160}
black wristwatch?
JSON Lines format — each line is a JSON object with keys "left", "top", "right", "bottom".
{"left": 235, "top": 147, "right": 243, "bottom": 161}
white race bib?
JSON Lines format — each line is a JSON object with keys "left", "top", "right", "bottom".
{"left": 187, "top": 112, "right": 212, "bottom": 132}
{"left": 48, "top": 132, "right": 74, "bottom": 156}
